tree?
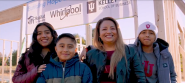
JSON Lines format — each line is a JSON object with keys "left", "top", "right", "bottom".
{"left": 0, "top": 52, "right": 2, "bottom": 66}
{"left": 5, "top": 50, "right": 17, "bottom": 66}
{"left": 179, "top": 36, "right": 183, "bottom": 72}
{"left": 179, "top": 36, "right": 181, "bottom": 45}
{"left": 73, "top": 34, "right": 86, "bottom": 45}
{"left": 92, "top": 28, "right": 95, "bottom": 38}
{"left": 82, "top": 37, "right": 86, "bottom": 45}
{"left": 73, "top": 34, "right": 80, "bottom": 38}
{"left": 5, "top": 56, "right": 9, "bottom": 66}
{"left": 73, "top": 34, "right": 80, "bottom": 44}
{"left": 92, "top": 28, "right": 95, "bottom": 45}
{"left": 12, "top": 50, "right": 17, "bottom": 66}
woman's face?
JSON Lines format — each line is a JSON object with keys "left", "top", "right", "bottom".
{"left": 37, "top": 25, "right": 53, "bottom": 47}
{"left": 55, "top": 37, "right": 76, "bottom": 62}
{"left": 99, "top": 20, "right": 118, "bottom": 44}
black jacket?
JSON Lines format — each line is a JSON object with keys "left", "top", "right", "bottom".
{"left": 84, "top": 45, "right": 146, "bottom": 83}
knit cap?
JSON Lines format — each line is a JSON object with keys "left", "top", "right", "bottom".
{"left": 137, "top": 21, "right": 158, "bottom": 41}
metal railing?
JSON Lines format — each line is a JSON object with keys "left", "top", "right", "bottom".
{"left": 0, "top": 39, "right": 20, "bottom": 83}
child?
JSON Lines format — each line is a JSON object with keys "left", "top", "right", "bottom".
{"left": 36, "top": 33, "right": 92, "bottom": 83}
{"left": 129, "top": 21, "right": 177, "bottom": 83}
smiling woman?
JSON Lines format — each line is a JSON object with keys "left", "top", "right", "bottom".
{"left": 37, "top": 25, "right": 53, "bottom": 48}
{"left": 12, "top": 22, "right": 58, "bottom": 83}
{"left": 82, "top": 17, "right": 146, "bottom": 83}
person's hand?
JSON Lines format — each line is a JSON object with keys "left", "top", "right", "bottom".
{"left": 37, "top": 64, "right": 46, "bottom": 73}
{"left": 79, "top": 48, "right": 86, "bottom": 62}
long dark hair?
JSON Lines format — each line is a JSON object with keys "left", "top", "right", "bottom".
{"left": 19, "top": 22, "right": 58, "bottom": 67}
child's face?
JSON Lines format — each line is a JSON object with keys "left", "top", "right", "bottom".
{"left": 55, "top": 37, "right": 76, "bottom": 62}
{"left": 139, "top": 30, "right": 156, "bottom": 46}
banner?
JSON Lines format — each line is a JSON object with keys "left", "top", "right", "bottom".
{"left": 26, "top": 0, "right": 133, "bottom": 34}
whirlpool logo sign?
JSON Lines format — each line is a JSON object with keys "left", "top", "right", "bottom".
{"left": 49, "top": 3, "right": 82, "bottom": 20}
{"left": 27, "top": 14, "right": 45, "bottom": 24}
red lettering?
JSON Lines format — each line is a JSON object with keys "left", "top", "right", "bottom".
{"left": 143, "top": 61, "right": 154, "bottom": 77}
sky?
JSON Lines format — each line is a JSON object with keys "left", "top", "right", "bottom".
{"left": 0, "top": 0, "right": 185, "bottom": 56}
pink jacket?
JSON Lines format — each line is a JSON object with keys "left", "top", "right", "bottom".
{"left": 12, "top": 52, "right": 39, "bottom": 83}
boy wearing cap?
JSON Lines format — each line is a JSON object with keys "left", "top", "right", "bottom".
{"left": 129, "top": 21, "right": 177, "bottom": 83}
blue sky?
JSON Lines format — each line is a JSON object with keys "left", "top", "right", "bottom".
{"left": 0, "top": 0, "right": 185, "bottom": 55}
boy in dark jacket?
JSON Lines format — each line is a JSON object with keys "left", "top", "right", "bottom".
{"left": 129, "top": 21, "right": 177, "bottom": 83}
{"left": 37, "top": 33, "right": 93, "bottom": 83}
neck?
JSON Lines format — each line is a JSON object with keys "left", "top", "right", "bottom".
{"left": 104, "top": 43, "right": 116, "bottom": 51}
{"left": 41, "top": 48, "right": 50, "bottom": 58}
{"left": 60, "top": 60, "right": 66, "bottom": 66}
{"left": 142, "top": 45, "right": 153, "bottom": 53}
{"left": 62, "top": 62, "right": 66, "bottom": 67}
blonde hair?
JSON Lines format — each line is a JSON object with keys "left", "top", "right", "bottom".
{"left": 93, "top": 17, "right": 127, "bottom": 79}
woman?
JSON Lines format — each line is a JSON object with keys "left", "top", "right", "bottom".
{"left": 83, "top": 17, "right": 146, "bottom": 83}
{"left": 12, "top": 22, "right": 58, "bottom": 83}
{"left": 129, "top": 21, "right": 177, "bottom": 83}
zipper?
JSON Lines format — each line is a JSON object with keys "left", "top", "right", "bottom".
{"left": 62, "top": 62, "right": 66, "bottom": 83}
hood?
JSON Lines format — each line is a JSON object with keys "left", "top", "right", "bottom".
{"left": 134, "top": 37, "right": 170, "bottom": 59}
{"left": 134, "top": 38, "right": 169, "bottom": 51}
{"left": 155, "top": 38, "right": 169, "bottom": 51}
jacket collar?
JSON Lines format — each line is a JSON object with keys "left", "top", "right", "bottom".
{"left": 134, "top": 38, "right": 170, "bottom": 58}
{"left": 50, "top": 53, "right": 79, "bottom": 68}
